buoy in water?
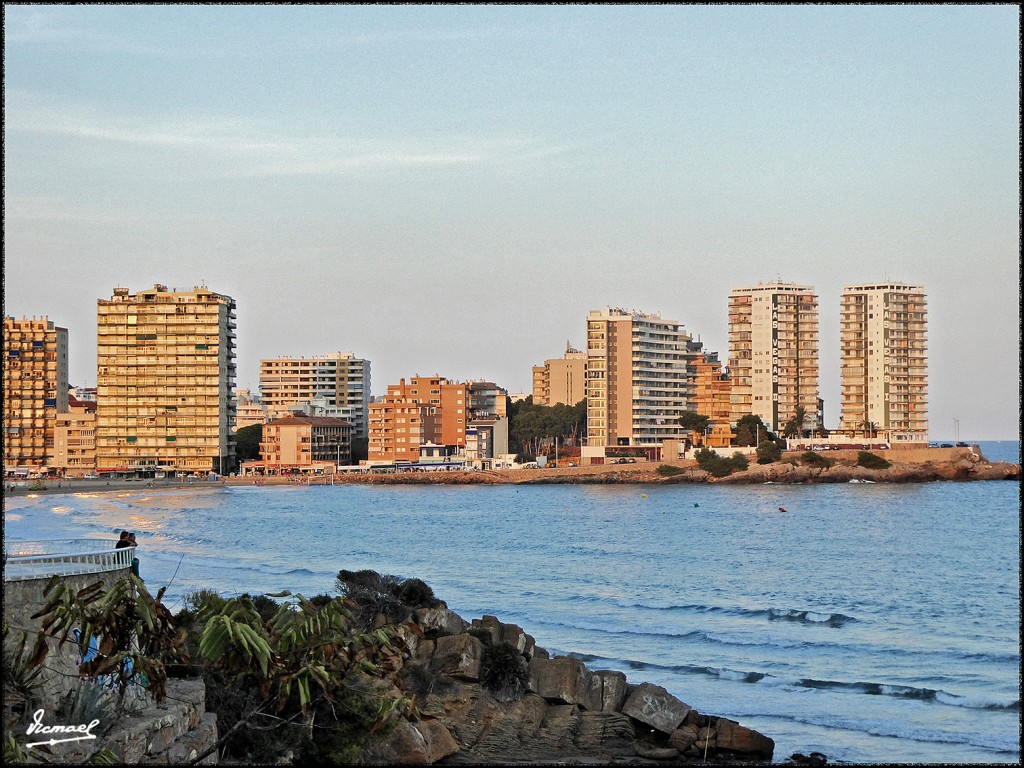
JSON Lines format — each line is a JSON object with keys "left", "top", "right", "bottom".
{"left": 694, "top": 503, "right": 699, "bottom": 507}
{"left": 778, "top": 507, "right": 787, "bottom": 513}
{"left": 641, "top": 493, "right": 647, "bottom": 499}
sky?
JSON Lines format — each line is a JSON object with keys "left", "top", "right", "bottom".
{"left": 3, "top": 5, "right": 1020, "bottom": 440}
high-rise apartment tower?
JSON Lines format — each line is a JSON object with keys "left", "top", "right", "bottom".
{"left": 839, "top": 283, "right": 927, "bottom": 441}
{"left": 96, "top": 284, "right": 236, "bottom": 476}
{"left": 2, "top": 316, "right": 69, "bottom": 474}
{"left": 728, "top": 282, "right": 819, "bottom": 434}
{"left": 585, "top": 308, "right": 696, "bottom": 448}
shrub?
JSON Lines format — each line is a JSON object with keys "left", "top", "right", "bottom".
{"left": 800, "top": 450, "right": 835, "bottom": 468}
{"left": 756, "top": 441, "right": 782, "bottom": 464}
{"left": 479, "top": 643, "right": 528, "bottom": 702}
{"left": 694, "top": 448, "right": 749, "bottom": 478}
{"left": 336, "top": 569, "right": 442, "bottom": 631}
{"left": 656, "top": 464, "right": 684, "bottom": 477}
{"left": 857, "top": 451, "right": 890, "bottom": 469}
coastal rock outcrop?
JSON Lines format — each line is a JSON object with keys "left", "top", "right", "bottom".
{"left": 365, "top": 606, "right": 776, "bottom": 764}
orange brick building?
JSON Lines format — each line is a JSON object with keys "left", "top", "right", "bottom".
{"left": 367, "top": 376, "right": 474, "bottom": 463}
{"left": 691, "top": 351, "right": 735, "bottom": 448}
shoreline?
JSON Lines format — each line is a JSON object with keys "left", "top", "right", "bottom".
{"left": 4, "top": 451, "right": 1019, "bottom": 498}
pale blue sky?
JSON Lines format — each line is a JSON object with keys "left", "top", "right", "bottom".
{"left": 4, "top": 5, "right": 1019, "bottom": 439}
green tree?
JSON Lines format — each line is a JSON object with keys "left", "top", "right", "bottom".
{"left": 782, "top": 405, "right": 808, "bottom": 438}
{"left": 235, "top": 424, "right": 263, "bottom": 462}
{"left": 677, "top": 411, "right": 710, "bottom": 434}
{"left": 735, "top": 414, "right": 772, "bottom": 447}
{"left": 508, "top": 397, "right": 586, "bottom": 456}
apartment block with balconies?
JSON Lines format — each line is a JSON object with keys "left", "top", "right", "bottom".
{"left": 839, "top": 283, "right": 927, "bottom": 442}
{"left": 585, "top": 308, "right": 696, "bottom": 449}
{"left": 3, "top": 316, "right": 69, "bottom": 474}
{"left": 728, "top": 283, "right": 820, "bottom": 435}
{"left": 95, "top": 284, "right": 236, "bottom": 476}
{"left": 259, "top": 352, "right": 371, "bottom": 439}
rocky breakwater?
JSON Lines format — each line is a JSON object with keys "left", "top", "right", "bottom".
{"left": 704, "top": 450, "right": 1020, "bottom": 486}
{"left": 363, "top": 608, "right": 775, "bottom": 765}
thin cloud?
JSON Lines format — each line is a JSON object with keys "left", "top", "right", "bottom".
{"left": 6, "top": 99, "right": 586, "bottom": 178}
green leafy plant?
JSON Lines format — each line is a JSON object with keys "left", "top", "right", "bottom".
{"left": 656, "top": 464, "right": 684, "bottom": 477}
{"left": 29, "top": 575, "right": 187, "bottom": 713}
{"left": 857, "top": 451, "right": 890, "bottom": 470}
{"left": 194, "top": 590, "right": 413, "bottom": 763}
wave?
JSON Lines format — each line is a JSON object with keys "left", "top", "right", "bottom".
{"left": 795, "top": 678, "right": 1019, "bottom": 711}
{"left": 564, "top": 651, "right": 1020, "bottom": 714}
{"left": 579, "top": 598, "right": 858, "bottom": 628}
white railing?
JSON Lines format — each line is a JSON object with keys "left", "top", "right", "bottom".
{"left": 3, "top": 539, "right": 134, "bottom": 582}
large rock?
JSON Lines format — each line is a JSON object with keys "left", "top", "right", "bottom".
{"left": 528, "top": 656, "right": 600, "bottom": 710}
{"left": 590, "top": 669, "right": 629, "bottom": 712}
{"left": 715, "top": 717, "right": 775, "bottom": 759}
{"left": 431, "top": 634, "right": 483, "bottom": 681}
{"left": 414, "top": 607, "right": 469, "bottom": 636}
{"left": 621, "top": 683, "right": 692, "bottom": 734}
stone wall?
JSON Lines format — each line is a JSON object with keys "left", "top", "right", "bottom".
{"left": 4, "top": 571, "right": 218, "bottom": 764}
{"left": 4, "top": 569, "right": 130, "bottom": 709}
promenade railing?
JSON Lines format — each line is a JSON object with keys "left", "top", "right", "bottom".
{"left": 3, "top": 539, "right": 134, "bottom": 582}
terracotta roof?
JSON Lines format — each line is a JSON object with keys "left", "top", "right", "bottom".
{"left": 68, "top": 395, "right": 98, "bottom": 412}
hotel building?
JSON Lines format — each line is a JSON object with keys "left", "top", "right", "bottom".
{"left": 259, "top": 353, "right": 371, "bottom": 439}
{"left": 2, "top": 316, "right": 69, "bottom": 475}
{"left": 585, "top": 308, "right": 697, "bottom": 450}
{"left": 532, "top": 342, "right": 587, "bottom": 406}
{"left": 728, "top": 283, "right": 820, "bottom": 435}
{"left": 95, "top": 284, "right": 237, "bottom": 476}
{"left": 839, "top": 283, "right": 928, "bottom": 442}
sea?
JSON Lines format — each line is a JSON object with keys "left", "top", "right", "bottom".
{"left": 4, "top": 440, "right": 1020, "bottom": 764}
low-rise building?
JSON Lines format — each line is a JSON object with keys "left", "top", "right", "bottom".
{"left": 52, "top": 396, "right": 97, "bottom": 476}
{"left": 243, "top": 415, "right": 351, "bottom": 475}
{"left": 234, "top": 389, "right": 268, "bottom": 432}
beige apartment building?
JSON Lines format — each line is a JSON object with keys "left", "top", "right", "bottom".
{"left": 2, "top": 316, "right": 69, "bottom": 475}
{"left": 95, "top": 284, "right": 237, "bottom": 476}
{"left": 244, "top": 415, "right": 351, "bottom": 474}
{"left": 259, "top": 353, "right": 370, "bottom": 439}
{"left": 585, "top": 308, "right": 697, "bottom": 451}
{"left": 532, "top": 342, "right": 587, "bottom": 406}
{"left": 233, "top": 389, "right": 268, "bottom": 431}
{"left": 728, "top": 282, "right": 820, "bottom": 435}
{"left": 839, "top": 283, "right": 927, "bottom": 442}
{"left": 52, "top": 396, "right": 97, "bottom": 476}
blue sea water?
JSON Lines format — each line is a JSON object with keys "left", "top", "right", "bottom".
{"left": 4, "top": 441, "right": 1020, "bottom": 764}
